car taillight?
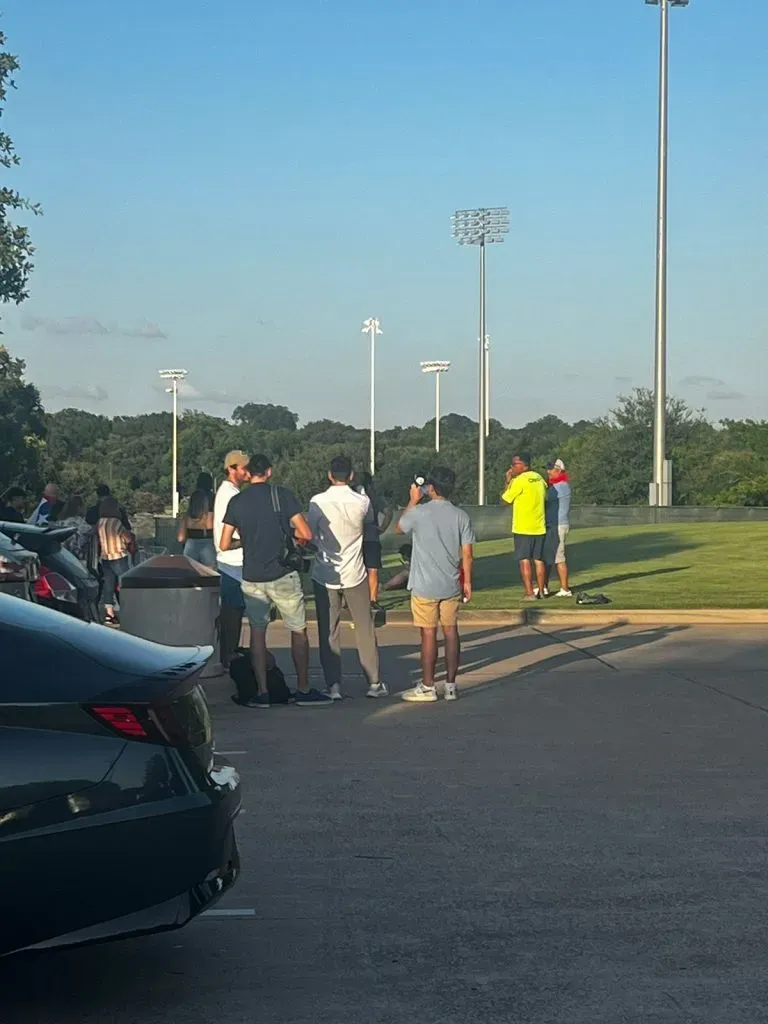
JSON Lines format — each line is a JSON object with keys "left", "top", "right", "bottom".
{"left": 88, "top": 705, "right": 149, "bottom": 738}
{"left": 85, "top": 687, "right": 211, "bottom": 753}
{"left": 34, "top": 567, "right": 78, "bottom": 602}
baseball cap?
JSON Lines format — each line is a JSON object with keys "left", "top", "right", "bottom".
{"left": 223, "top": 449, "right": 249, "bottom": 470}
{"left": 547, "top": 458, "right": 566, "bottom": 471}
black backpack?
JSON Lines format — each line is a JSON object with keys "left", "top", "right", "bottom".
{"left": 229, "top": 648, "right": 292, "bottom": 704}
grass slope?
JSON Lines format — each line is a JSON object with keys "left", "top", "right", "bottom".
{"left": 381, "top": 523, "right": 768, "bottom": 610}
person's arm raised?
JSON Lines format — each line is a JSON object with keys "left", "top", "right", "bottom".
{"left": 395, "top": 483, "right": 423, "bottom": 535}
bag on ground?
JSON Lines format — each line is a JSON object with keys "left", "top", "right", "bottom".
{"left": 229, "top": 648, "right": 292, "bottom": 703}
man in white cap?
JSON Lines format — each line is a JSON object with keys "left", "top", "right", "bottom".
{"left": 214, "top": 450, "right": 251, "bottom": 668}
{"left": 542, "top": 458, "right": 572, "bottom": 597}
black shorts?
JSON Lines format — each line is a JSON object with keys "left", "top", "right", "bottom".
{"left": 363, "top": 541, "right": 382, "bottom": 570}
{"left": 541, "top": 526, "right": 560, "bottom": 567}
{"left": 513, "top": 533, "right": 545, "bottom": 562}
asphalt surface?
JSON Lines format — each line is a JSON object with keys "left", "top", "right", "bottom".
{"left": 4, "top": 622, "right": 768, "bottom": 1023}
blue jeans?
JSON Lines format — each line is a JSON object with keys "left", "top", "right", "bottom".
{"left": 101, "top": 556, "right": 130, "bottom": 606}
{"left": 184, "top": 538, "right": 216, "bottom": 567}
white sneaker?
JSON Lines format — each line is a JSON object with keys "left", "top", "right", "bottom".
{"left": 556, "top": 589, "right": 573, "bottom": 598}
{"left": 326, "top": 683, "right": 343, "bottom": 701}
{"left": 366, "top": 682, "right": 389, "bottom": 699}
{"left": 543, "top": 586, "right": 550, "bottom": 597}
{"left": 533, "top": 586, "right": 540, "bottom": 597}
{"left": 444, "top": 683, "right": 458, "bottom": 702}
{"left": 401, "top": 683, "right": 438, "bottom": 703}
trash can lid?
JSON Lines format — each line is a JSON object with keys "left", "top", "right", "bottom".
{"left": 120, "top": 554, "right": 221, "bottom": 590}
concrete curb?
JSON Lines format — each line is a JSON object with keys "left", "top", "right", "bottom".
{"left": 311, "top": 608, "right": 768, "bottom": 627}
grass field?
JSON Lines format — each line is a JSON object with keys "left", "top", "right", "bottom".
{"left": 379, "top": 523, "right": 768, "bottom": 610}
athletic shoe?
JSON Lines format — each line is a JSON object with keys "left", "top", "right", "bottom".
{"left": 444, "top": 683, "right": 458, "bottom": 701}
{"left": 366, "top": 682, "right": 389, "bottom": 699}
{"left": 401, "top": 683, "right": 438, "bottom": 703}
{"left": 325, "top": 683, "right": 343, "bottom": 701}
{"left": 295, "top": 688, "right": 334, "bottom": 707}
{"left": 231, "top": 693, "right": 270, "bottom": 710}
{"left": 533, "top": 587, "right": 539, "bottom": 597}
{"left": 522, "top": 594, "right": 539, "bottom": 602}
{"left": 543, "top": 586, "right": 550, "bottom": 597}
{"left": 556, "top": 588, "right": 573, "bottom": 598}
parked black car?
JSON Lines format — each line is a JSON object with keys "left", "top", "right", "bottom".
{"left": 0, "top": 531, "right": 40, "bottom": 602}
{"left": 0, "top": 521, "right": 100, "bottom": 621}
{"left": 0, "top": 594, "right": 241, "bottom": 957}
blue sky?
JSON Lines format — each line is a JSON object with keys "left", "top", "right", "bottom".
{"left": 3, "top": 0, "right": 766, "bottom": 428}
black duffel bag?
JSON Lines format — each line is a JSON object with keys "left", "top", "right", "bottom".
{"left": 229, "top": 648, "right": 292, "bottom": 704}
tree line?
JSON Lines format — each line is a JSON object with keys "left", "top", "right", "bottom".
{"left": 2, "top": 348, "right": 768, "bottom": 513}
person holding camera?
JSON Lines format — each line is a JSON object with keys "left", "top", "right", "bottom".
{"left": 220, "top": 454, "right": 332, "bottom": 709}
{"left": 308, "top": 456, "right": 388, "bottom": 700}
{"left": 396, "top": 467, "right": 475, "bottom": 703}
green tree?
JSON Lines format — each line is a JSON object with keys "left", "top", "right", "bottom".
{"left": 0, "top": 346, "right": 46, "bottom": 490}
{"left": 232, "top": 402, "right": 298, "bottom": 432}
{"left": 0, "top": 30, "right": 41, "bottom": 313}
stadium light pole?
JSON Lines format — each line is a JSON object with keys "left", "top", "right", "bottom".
{"left": 646, "top": 0, "right": 688, "bottom": 506}
{"left": 158, "top": 369, "right": 188, "bottom": 517}
{"left": 420, "top": 361, "right": 451, "bottom": 452}
{"left": 452, "top": 208, "right": 509, "bottom": 504}
{"left": 361, "top": 318, "right": 382, "bottom": 474}
{"left": 484, "top": 334, "right": 491, "bottom": 437}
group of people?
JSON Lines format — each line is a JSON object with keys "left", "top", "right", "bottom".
{"left": 209, "top": 449, "right": 475, "bottom": 707}
{"left": 0, "top": 481, "right": 136, "bottom": 625}
{"left": 501, "top": 454, "right": 572, "bottom": 600}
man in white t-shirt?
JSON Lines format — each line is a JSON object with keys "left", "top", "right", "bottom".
{"left": 214, "top": 450, "right": 251, "bottom": 668}
{"left": 308, "top": 455, "right": 387, "bottom": 700}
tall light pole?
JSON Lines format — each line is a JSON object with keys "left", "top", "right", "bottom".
{"left": 420, "top": 361, "right": 451, "bottom": 452}
{"left": 452, "top": 208, "right": 509, "bottom": 504}
{"left": 158, "top": 369, "right": 188, "bottom": 517}
{"left": 646, "top": 0, "right": 688, "bottom": 506}
{"left": 484, "top": 334, "right": 491, "bottom": 437}
{"left": 361, "top": 318, "right": 382, "bottom": 474}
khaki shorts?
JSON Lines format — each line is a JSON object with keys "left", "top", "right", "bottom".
{"left": 411, "top": 594, "right": 461, "bottom": 629}
{"left": 241, "top": 572, "right": 306, "bottom": 632}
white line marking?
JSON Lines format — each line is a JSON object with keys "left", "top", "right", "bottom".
{"left": 215, "top": 750, "right": 248, "bottom": 755}
{"left": 201, "top": 908, "right": 256, "bottom": 918}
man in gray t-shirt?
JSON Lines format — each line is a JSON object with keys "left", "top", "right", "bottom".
{"left": 396, "top": 467, "right": 475, "bottom": 704}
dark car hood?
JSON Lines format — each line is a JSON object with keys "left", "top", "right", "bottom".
{"left": 0, "top": 594, "right": 212, "bottom": 703}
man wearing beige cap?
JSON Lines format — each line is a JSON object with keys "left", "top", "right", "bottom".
{"left": 214, "top": 450, "right": 251, "bottom": 668}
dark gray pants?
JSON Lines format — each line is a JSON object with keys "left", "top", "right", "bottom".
{"left": 313, "top": 579, "right": 380, "bottom": 688}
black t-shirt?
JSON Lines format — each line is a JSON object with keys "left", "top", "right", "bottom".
{"left": 0, "top": 505, "right": 24, "bottom": 523}
{"left": 86, "top": 502, "right": 132, "bottom": 530}
{"left": 223, "top": 483, "right": 302, "bottom": 583}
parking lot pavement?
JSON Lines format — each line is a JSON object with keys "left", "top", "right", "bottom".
{"left": 4, "top": 623, "right": 768, "bottom": 1023}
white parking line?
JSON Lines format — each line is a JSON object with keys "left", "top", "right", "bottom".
{"left": 215, "top": 750, "right": 248, "bottom": 755}
{"left": 201, "top": 908, "right": 256, "bottom": 919}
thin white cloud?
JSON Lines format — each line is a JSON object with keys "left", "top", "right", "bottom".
{"left": 706, "top": 388, "right": 745, "bottom": 401}
{"left": 153, "top": 380, "right": 239, "bottom": 406}
{"left": 41, "top": 383, "right": 109, "bottom": 402}
{"left": 680, "top": 375, "right": 725, "bottom": 388}
{"left": 22, "top": 314, "right": 168, "bottom": 340}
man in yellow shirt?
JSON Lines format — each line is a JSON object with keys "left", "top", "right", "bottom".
{"left": 501, "top": 453, "right": 547, "bottom": 601}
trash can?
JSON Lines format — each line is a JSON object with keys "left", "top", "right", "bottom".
{"left": 119, "top": 554, "right": 223, "bottom": 678}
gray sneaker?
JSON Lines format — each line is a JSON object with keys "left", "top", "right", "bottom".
{"left": 366, "top": 682, "right": 389, "bottom": 699}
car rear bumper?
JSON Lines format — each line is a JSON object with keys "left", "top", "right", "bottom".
{"left": 21, "top": 822, "right": 240, "bottom": 953}
{"left": 2, "top": 755, "right": 242, "bottom": 957}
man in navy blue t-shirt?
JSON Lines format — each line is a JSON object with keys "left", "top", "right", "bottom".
{"left": 220, "top": 454, "right": 331, "bottom": 709}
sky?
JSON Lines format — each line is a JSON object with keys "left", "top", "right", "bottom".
{"left": 2, "top": 0, "right": 766, "bottom": 429}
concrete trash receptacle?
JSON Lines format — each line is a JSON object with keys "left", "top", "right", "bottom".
{"left": 119, "top": 554, "right": 223, "bottom": 678}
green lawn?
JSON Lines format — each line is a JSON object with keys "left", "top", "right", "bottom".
{"left": 380, "top": 523, "right": 768, "bottom": 610}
